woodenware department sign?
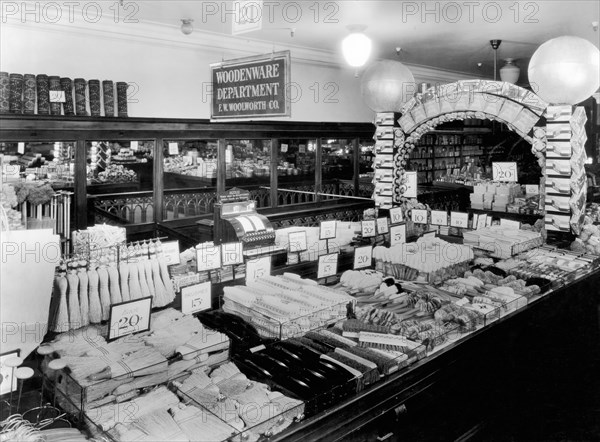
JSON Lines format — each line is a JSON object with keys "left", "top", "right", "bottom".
{"left": 210, "top": 50, "right": 291, "bottom": 120}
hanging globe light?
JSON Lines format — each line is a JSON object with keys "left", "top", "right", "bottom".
{"left": 528, "top": 35, "right": 600, "bottom": 104}
{"left": 360, "top": 60, "right": 416, "bottom": 112}
{"left": 342, "top": 25, "right": 372, "bottom": 67}
{"left": 499, "top": 58, "right": 520, "bottom": 84}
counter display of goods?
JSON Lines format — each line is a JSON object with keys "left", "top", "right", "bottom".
{"left": 372, "top": 237, "right": 474, "bottom": 283}
{"left": 462, "top": 226, "right": 543, "bottom": 258}
{"left": 174, "top": 361, "right": 304, "bottom": 440}
{"left": 222, "top": 273, "right": 353, "bottom": 339}
{"left": 43, "top": 308, "right": 230, "bottom": 412}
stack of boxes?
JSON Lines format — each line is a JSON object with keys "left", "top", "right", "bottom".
{"left": 544, "top": 105, "right": 588, "bottom": 233}
{"left": 470, "top": 182, "right": 521, "bottom": 212}
{"left": 372, "top": 112, "right": 397, "bottom": 209}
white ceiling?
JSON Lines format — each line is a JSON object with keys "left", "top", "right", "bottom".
{"left": 127, "top": 1, "right": 599, "bottom": 83}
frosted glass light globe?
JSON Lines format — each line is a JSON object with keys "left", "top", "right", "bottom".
{"left": 528, "top": 35, "right": 600, "bottom": 105}
{"left": 361, "top": 60, "right": 416, "bottom": 112}
{"left": 342, "top": 33, "right": 372, "bottom": 67}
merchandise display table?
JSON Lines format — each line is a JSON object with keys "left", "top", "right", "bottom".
{"left": 270, "top": 268, "right": 600, "bottom": 441}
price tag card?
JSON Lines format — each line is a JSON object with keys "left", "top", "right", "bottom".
{"left": 450, "top": 212, "right": 469, "bottom": 228}
{"left": 404, "top": 171, "right": 418, "bottom": 198}
{"left": 196, "top": 244, "right": 222, "bottom": 272}
{"left": 389, "top": 207, "right": 404, "bottom": 225}
{"left": 246, "top": 255, "right": 271, "bottom": 284}
{"left": 485, "top": 215, "right": 492, "bottom": 227}
{"left": 430, "top": 210, "right": 448, "bottom": 226}
{"left": 299, "top": 144, "right": 306, "bottom": 153}
{"left": 288, "top": 231, "right": 308, "bottom": 252}
{"left": 281, "top": 143, "right": 288, "bottom": 152}
{"left": 526, "top": 184, "right": 539, "bottom": 195}
{"left": 130, "top": 141, "right": 139, "bottom": 151}
{"left": 492, "top": 162, "right": 518, "bottom": 182}
{"left": 168, "top": 142, "right": 179, "bottom": 155}
{"left": 361, "top": 220, "right": 376, "bottom": 238}
{"left": 411, "top": 209, "right": 428, "bottom": 224}
{"left": 477, "top": 214, "right": 487, "bottom": 230}
{"left": 221, "top": 242, "right": 243, "bottom": 266}
{"left": 376, "top": 217, "right": 389, "bottom": 234}
{"left": 390, "top": 224, "right": 407, "bottom": 246}
{"left": 181, "top": 281, "right": 212, "bottom": 315}
{"left": 17, "top": 142, "right": 25, "bottom": 154}
{"left": 108, "top": 297, "right": 152, "bottom": 341}
{"left": 317, "top": 253, "right": 338, "bottom": 279}
{"left": 353, "top": 245, "right": 373, "bottom": 269}
{"left": 49, "top": 90, "right": 65, "bottom": 102}
{"left": 160, "top": 240, "right": 181, "bottom": 265}
{"left": 500, "top": 218, "right": 521, "bottom": 229}
{"left": 319, "top": 220, "right": 337, "bottom": 240}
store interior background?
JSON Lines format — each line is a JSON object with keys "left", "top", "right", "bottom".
{"left": 1, "top": 1, "right": 600, "bottom": 441}
{"left": 4, "top": 1, "right": 598, "bottom": 121}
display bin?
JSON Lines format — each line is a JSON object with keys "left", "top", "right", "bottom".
{"left": 222, "top": 298, "right": 349, "bottom": 340}
{"left": 171, "top": 366, "right": 307, "bottom": 440}
{"left": 42, "top": 338, "right": 230, "bottom": 413}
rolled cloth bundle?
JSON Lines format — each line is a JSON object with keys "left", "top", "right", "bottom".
{"left": 36, "top": 74, "right": 50, "bottom": 114}
{"left": 0, "top": 72, "right": 9, "bottom": 113}
{"left": 102, "top": 80, "right": 114, "bottom": 116}
{"left": 89, "top": 79, "right": 101, "bottom": 117}
{"left": 74, "top": 78, "right": 88, "bottom": 116}
{"left": 60, "top": 77, "right": 75, "bottom": 115}
{"left": 9, "top": 73, "right": 23, "bottom": 113}
{"left": 23, "top": 74, "right": 36, "bottom": 114}
{"left": 116, "top": 81, "right": 128, "bottom": 117}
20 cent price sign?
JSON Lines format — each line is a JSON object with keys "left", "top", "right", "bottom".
{"left": 108, "top": 297, "right": 152, "bottom": 341}
{"left": 353, "top": 246, "right": 373, "bottom": 270}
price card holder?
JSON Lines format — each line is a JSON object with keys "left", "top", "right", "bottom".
{"left": 353, "top": 245, "right": 373, "bottom": 269}
{"left": 500, "top": 218, "right": 521, "bottom": 229}
{"left": 49, "top": 91, "right": 65, "bottom": 102}
{"left": 376, "top": 217, "right": 389, "bottom": 234}
{"left": 108, "top": 297, "right": 152, "bottom": 341}
{"left": 0, "top": 349, "right": 20, "bottom": 395}
{"left": 450, "top": 212, "right": 469, "bottom": 229}
{"left": 288, "top": 231, "right": 308, "bottom": 252}
{"left": 168, "top": 142, "right": 179, "bottom": 155}
{"left": 181, "top": 281, "right": 212, "bottom": 315}
{"left": 196, "top": 244, "right": 222, "bottom": 272}
{"left": 411, "top": 209, "right": 428, "bottom": 224}
{"left": 246, "top": 255, "right": 271, "bottom": 284}
{"left": 430, "top": 210, "right": 448, "bottom": 226}
{"left": 389, "top": 207, "right": 404, "bottom": 225}
{"left": 319, "top": 220, "right": 337, "bottom": 240}
{"left": 361, "top": 220, "right": 376, "bottom": 238}
{"left": 317, "top": 253, "right": 338, "bottom": 279}
{"left": 160, "top": 240, "right": 181, "bottom": 265}
{"left": 492, "top": 162, "right": 518, "bottom": 182}
{"left": 221, "top": 242, "right": 243, "bottom": 266}
{"left": 389, "top": 223, "right": 407, "bottom": 246}
{"left": 404, "top": 171, "right": 418, "bottom": 198}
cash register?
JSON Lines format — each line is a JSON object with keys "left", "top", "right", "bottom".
{"left": 213, "top": 188, "right": 286, "bottom": 258}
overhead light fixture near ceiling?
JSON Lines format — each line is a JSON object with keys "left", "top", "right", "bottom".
{"left": 342, "top": 25, "right": 372, "bottom": 67}
{"left": 181, "top": 19, "right": 194, "bottom": 35}
{"left": 500, "top": 58, "right": 520, "bottom": 84}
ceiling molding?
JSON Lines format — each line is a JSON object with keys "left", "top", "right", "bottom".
{"left": 3, "top": 17, "right": 488, "bottom": 82}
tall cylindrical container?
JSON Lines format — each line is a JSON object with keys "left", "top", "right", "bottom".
{"left": 9, "top": 73, "right": 24, "bottom": 114}
{"left": 89, "top": 80, "right": 101, "bottom": 117}
{"left": 48, "top": 76, "right": 62, "bottom": 115}
{"left": 0, "top": 72, "right": 9, "bottom": 114}
{"left": 60, "top": 77, "right": 75, "bottom": 115}
{"left": 36, "top": 74, "right": 50, "bottom": 115}
{"left": 102, "top": 80, "right": 114, "bottom": 117}
{"left": 74, "top": 78, "right": 88, "bottom": 116}
{"left": 116, "top": 82, "right": 128, "bottom": 117}
{"left": 23, "top": 74, "right": 36, "bottom": 114}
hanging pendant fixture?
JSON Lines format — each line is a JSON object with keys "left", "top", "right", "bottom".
{"left": 500, "top": 58, "right": 520, "bottom": 84}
